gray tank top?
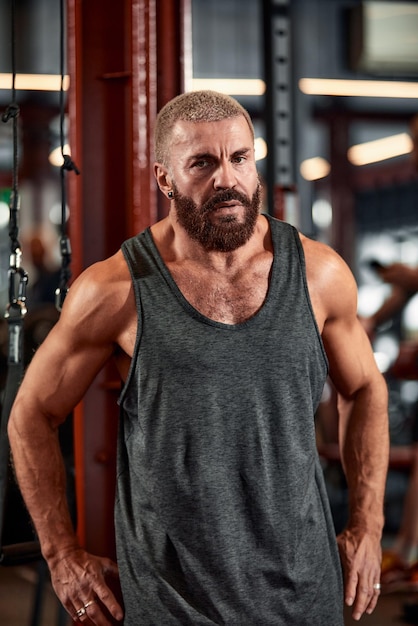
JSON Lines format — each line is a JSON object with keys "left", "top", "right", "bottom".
{"left": 117, "top": 215, "right": 343, "bottom": 625}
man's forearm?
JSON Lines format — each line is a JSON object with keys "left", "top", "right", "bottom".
{"left": 337, "top": 381, "right": 389, "bottom": 535}
{"left": 8, "top": 405, "right": 79, "bottom": 566}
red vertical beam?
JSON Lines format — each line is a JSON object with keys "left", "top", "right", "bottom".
{"left": 156, "top": 0, "right": 189, "bottom": 109}
{"left": 67, "top": 0, "right": 190, "bottom": 558}
{"left": 131, "top": 0, "right": 158, "bottom": 235}
{"left": 130, "top": 0, "right": 192, "bottom": 232}
{"left": 64, "top": 0, "right": 135, "bottom": 557}
{"left": 67, "top": 0, "right": 136, "bottom": 557}
{"left": 67, "top": 0, "right": 86, "bottom": 547}
{"left": 67, "top": 0, "right": 83, "bottom": 281}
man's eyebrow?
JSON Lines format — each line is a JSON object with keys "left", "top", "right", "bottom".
{"left": 232, "top": 147, "right": 251, "bottom": 156}
{"left": 187, "top": 147, "right": 252, "bottom": 161}
{"left": 187, "top": 152, "right": 214, "bottom": 162}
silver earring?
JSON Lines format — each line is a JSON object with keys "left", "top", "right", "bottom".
{"left": 168, "top": 191, "right": 173, "bottom": 199}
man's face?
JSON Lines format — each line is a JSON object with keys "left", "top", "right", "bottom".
{"left": 166, "top": 116, "right": 261, "bottom": 252}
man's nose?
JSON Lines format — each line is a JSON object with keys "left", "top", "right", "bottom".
{"left": 213, "top": 161, "right": 236, "bottom": 189}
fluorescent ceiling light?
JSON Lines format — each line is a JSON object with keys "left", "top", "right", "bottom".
{"left": 299, "top": 77, "right": 418, "bottom": 98}
{"left": 254, "top": 137, "right": 267, "bottom": 161}
{"left": 0, "top": 73, "right": 70, "bottom": 92}
{"left": 348, "top": 132, "right": 413, "bottom": 165}
{"left": 300, "top": 157, "right": 331, "bottom": 181}
{"left": 190, "top": 78, "right": 265, "bottom": 96}
{"left": 312, "top": 198, "right": 332, "bottom": 229}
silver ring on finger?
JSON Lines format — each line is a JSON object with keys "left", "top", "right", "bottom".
{"left": 75, "top": 606, "right": 86, "bottom": 619}
{"left": 373, "top": 582, "right": 381, "bottom": 591}
{"left": 75, "top": 599, "right": 96, "bottom": 620}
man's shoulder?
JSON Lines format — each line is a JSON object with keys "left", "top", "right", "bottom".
{"left": 65, "top": 250, "right": 132, "bottom": 314}
{"left": 82, "top": 249, "right": 130, "bottom": 284}
{"left": 300, "top": 234, "right": 358, "bottom": 318}
{"left": 299, "top": 232, "right": 343, "bottom": 267}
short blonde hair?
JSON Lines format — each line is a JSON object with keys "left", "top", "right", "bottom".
{"left": 154, "top": 90, "right": 255, "bottom": 165}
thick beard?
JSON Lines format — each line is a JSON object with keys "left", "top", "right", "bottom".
{"left": 172, "top": 182, "right": 262, "bottom": 252}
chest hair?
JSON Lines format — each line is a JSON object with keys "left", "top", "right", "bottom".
{"left": 169, "top": 260, "right": 271, "bottom": 324}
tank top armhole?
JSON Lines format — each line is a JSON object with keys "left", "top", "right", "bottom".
{"left": 291, "top": 227, "right": 329, "bottom": 374}
{"left": 118, "top": 238, "right": 143, "bottom": 406}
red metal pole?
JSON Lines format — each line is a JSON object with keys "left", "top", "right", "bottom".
{"left": 66, "top": 0, "right": 190, "bottom": 558}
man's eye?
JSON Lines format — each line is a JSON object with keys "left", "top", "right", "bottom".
{"left": 233, "top": 156, "right": 245, "bottom": 164}
{"left": 193, "top": 160, "right": 209, "bottom": 168}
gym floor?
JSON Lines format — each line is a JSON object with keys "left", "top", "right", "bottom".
{"left": 0, "top": 562, "right": 70, "bottom": 626}
{"left": 0, "top": 561, "right": 417, "bottom": 626}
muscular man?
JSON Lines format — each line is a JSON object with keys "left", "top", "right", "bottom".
{"left": 8, "top": 90, "right": 389, "bottom": 625}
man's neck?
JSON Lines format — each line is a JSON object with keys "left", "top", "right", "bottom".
{"left": 151, "top": 213, "right": 268, "bottom": 272}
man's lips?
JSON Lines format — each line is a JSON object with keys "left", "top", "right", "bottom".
{"left": 202, "top": 191, "right": 248, "bottom": 213}
{"left": 213, "top": 200, "right": 242, "bottom": 210}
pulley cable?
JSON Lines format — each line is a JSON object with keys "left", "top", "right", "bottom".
{"left": 55, "top": 0, "right": 80, "bottom": 312}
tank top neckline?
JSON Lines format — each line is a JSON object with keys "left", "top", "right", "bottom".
{"left": 143, "top": 213, "right": 286, "bottom": 331}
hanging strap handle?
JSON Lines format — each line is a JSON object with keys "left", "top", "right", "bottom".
{"left": 0, "top": 300, "right": 41, "bottom": 566}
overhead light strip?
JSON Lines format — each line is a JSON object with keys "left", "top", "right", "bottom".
{"left": 302, "top": 133, "right": 412, "bottom": 177}
{"left": 300, "top": 157, "right": 331, "bottom": 181}
{"left": 0, "top": 73, "right": 70, "bottom": 92}
{"left": 299, "top": 78, "right": 418, "bottom": 98}
{"left": 348, "top": 132, "right": 413, "bottom": 166}
{"left": 3, "top": 74, "right": 416, "bottom": 99}
{"left": 191, "top": 78, "right": 266, "bottom": 96}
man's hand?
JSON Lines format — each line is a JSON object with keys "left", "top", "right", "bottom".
{"left": 48, "top": 548, "right": 124, "bottom": 625}
{"left": 337, "top": 528, "right": 382, "bottom": 621}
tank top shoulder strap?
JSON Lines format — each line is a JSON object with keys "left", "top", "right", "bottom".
{"left": 265, "top": 214, "right": 302, "bottom": 261}
{"left": 121, "top": 228, "right": 157, "bottom": 281}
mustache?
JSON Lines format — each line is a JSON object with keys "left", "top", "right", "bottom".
{"left": 202, "top": 189, "right": 251, "bottom": 213}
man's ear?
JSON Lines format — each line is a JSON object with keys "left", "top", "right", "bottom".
{"left": 154, "top": 163, "right": 173, "bottom": 199}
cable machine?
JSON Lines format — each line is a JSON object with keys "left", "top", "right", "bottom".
{"left": 0, "top": 1, "right": 77, "bottom": 623}
{"left": 0, "top": 0, "right": 35, "bottom": 566}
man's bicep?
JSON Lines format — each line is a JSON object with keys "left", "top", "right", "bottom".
{"left": 324, "top": 315, "right": 379, "bottom": 400}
